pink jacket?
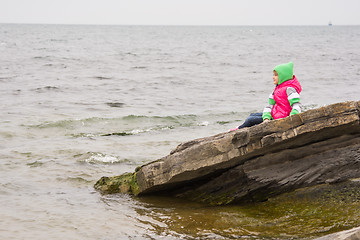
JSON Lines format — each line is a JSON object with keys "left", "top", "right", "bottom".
{"left": 272, "top": 76, "right": 302, "bottom": 119}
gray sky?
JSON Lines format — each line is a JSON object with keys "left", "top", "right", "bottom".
{"left": 1, "top": 0, "right": 359, "bottom": 26}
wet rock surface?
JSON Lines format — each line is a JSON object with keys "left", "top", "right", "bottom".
{"left": 316, "top": 225, "right": 360, "bottom": 240}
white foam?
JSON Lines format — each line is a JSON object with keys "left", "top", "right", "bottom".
{"left": 86, "top": 153, "right": 121, "bottom": 164}
{"left": 198, "top": 121, "right": 209, "bottom": 126}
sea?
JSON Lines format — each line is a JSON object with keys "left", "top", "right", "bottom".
{"left": 0, "top": 24, "right": 359, "bottom": 239}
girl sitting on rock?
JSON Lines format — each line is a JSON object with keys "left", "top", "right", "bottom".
{"left": 231, "top": 62, "right": 302, "bottom": 130}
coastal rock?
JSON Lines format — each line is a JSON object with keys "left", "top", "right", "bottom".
{"left": 315, "top": 226, "right": 360, "bottom": 240}
{"left": 95, "top": 101, "right": 360, "bottom": 205}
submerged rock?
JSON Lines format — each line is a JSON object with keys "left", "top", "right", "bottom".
{"left": 95, "top": 101, "right": 360, "bottom": 206}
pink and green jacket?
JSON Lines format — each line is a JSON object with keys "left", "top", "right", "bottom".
{"left": 263, "top": 62, "right": 302, "bottom": 120}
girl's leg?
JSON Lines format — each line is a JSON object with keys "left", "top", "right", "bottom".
{"left": 238, "top": 112, "right": 263, "bottom": 129}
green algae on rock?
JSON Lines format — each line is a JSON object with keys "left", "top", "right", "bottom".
{"left": 94, "top": 172, "right": 139, "bottom": 195}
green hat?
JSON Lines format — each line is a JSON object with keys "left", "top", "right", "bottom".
{"left": 274, "top": 62, "right": 294, "bottom": 84}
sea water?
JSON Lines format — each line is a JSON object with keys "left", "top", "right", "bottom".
{"left": 0, "top": 24, "right": 359, "bottom": 239}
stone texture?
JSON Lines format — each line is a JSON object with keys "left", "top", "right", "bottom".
{"left": 315, "top": 226, "right": 360, "bottom": 240}
{"left": 95, "top": 101, "right": 360, "bottom": 205}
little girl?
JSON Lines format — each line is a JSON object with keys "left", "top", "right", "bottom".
{"left": 232, "top": 62, "right": 302, "bottom": 130}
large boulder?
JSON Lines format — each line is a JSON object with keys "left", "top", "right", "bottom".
{"left": 95, "top": 101, "right": 360, "bottom": 205}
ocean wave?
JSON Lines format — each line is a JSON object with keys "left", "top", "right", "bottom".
{"left": 61, "top": 176, "right": 93, "bottom": 184}
{"left": 34, "top": 119, "right": 86, "bottom": 129}
{"left": 132, "top": 66, "right": 147, "bottom": 69}
{"left": 25, "top": 106, "right": 322, "bottom": 138}
{"left": 0, "top": 75, "right": 18, "bottom": 82}
{"left": 0, "top": 131, "right": 14, "bottom": 139}
{"left": 29, "top": 113, "right": 242, "bottom": 137}
{"left": 26, "top": 161, "right": 45, "bottom": 168}
{"left": 32, "top": 86, "right": 62, "bottom": 93}
{"left": 50, "top": 38, "right": 67, "bottom": 42}
{"left": 302, "top": 104, "right": 319, "bottom": 111}
{"left": 33, "top": 55, "right": 52, "bottom": 60}
{"left": 101, "top": 132, "right": 133, "bottom": 137}
{"left": 101, "top": 125, "right": 175, "bottom": 137}
{"left": 75, "top": 152, "right": 131, "bottom": 164}
{"left": 106, "top": 102, "right": 125, "bottom": 108}
{"left": 93, "top": 76, "right": 113, "bottom": 80}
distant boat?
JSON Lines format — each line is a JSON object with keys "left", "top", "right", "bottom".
{"left": 328, "top": 21, "right": 333, "bottom": 26}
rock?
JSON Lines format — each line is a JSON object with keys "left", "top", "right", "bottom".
{"left": 315, "top": 226, "right": 360, "bottom": 240}
{"left": 94, "top": 101, "right": 360, "bottom": 205}
{"left": 94, "top": 173, "right": 139, "bottom": 195}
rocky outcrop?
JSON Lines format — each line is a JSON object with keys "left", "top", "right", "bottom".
{"left": 315, "top": 226, "right": 360, "bottom": 240}
{"left": 95, "top": 101, "right": 360, "bottom": 205}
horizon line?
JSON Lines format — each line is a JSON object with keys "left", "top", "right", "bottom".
{"left": 1, "top": 22, "right": 359, "bottom": 27}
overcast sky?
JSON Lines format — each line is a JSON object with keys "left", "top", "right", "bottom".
{"left": 1, "top": 0, "right": 359, "bottom": 26}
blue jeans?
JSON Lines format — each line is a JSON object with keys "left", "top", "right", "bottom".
{"left": 238, "top": 112, "right": 263, "bottom": 129}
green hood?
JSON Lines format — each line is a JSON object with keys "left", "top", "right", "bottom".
{"left": 274, "top": 62, "right": 294, "bottom": 84}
